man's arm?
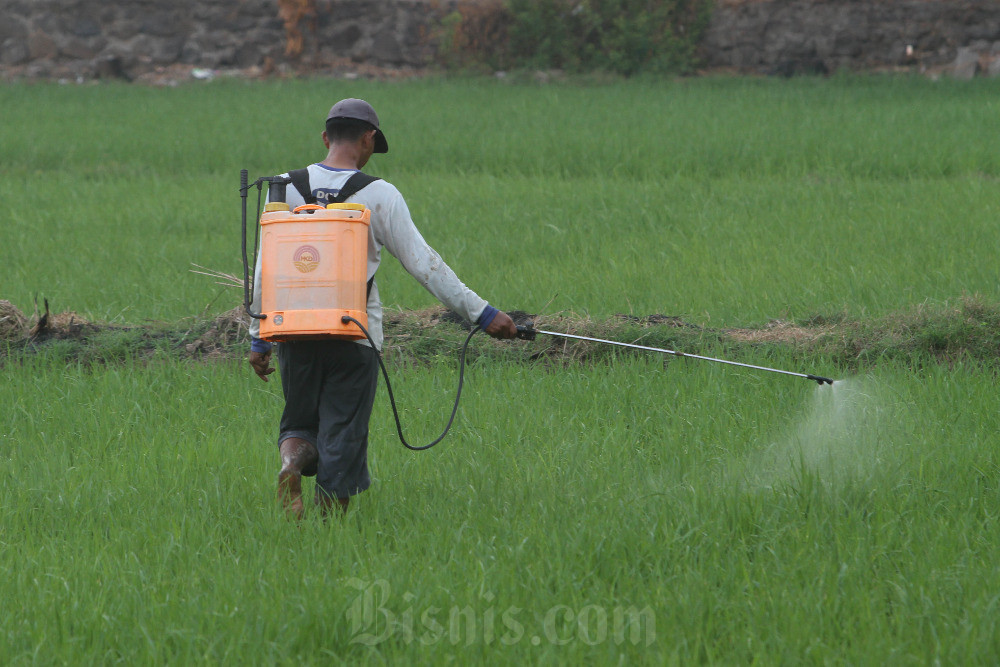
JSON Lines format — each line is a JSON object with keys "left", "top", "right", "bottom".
{"left": 376, "top": 185, "right": 516, "bottom": 337}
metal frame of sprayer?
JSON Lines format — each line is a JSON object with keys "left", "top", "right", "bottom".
{"left": 239, "top": 169, "right": 833, "bottom": 454}
{"left": 240, "top": 169, "right": 290, "bottom": 322}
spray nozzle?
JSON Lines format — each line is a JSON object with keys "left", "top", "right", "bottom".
{"left": 808, "top": 374, "right": 835, "bottom": 385}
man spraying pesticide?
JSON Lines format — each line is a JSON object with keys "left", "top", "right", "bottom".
{"left": 242, "top": 99, "right": 834, "bottom": 520}
{"left": 244, "top": 98, "right": 517, "bottom": 518}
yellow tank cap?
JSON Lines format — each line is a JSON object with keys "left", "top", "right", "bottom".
{"left": 264, "top": 202, "right": 290, "bottom": 212}
{"left": 326, "top": 203, "right": 367, "bottom": 211}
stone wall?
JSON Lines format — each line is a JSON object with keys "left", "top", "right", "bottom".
{"left": 700, "top": 0, "right": 1000, "bottom": 78}
{"left": 1, "top": 0, "right": 999, "bottom": 81}
{"left": 0, "top": 0, "right": 453, "bottom": 81}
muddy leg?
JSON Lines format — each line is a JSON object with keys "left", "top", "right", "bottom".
{"left": 277, "top": 437, "right": 318, "bottom": 519}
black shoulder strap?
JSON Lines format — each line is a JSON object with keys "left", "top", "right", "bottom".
{"left": 288, "top": 168, "right": 315, "bottom": 204}
{"left": 286, "top": 169, "right": 381, "bottom": 299}
{"left": 288, "top": 169, "right": 380, "bottom": 205}
{"left": 333, "top": 171, "right": 381, "bottom": 299}
{"left": 333, "top": 171, "right": 381, "bottom": 203}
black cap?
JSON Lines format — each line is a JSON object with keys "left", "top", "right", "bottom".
{"left": 326, "top": 98, "right": 388, "bottom": 153}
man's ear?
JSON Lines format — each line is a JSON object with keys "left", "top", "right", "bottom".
{"left": 322, "top": 130, "right": 331, "bottom": 149}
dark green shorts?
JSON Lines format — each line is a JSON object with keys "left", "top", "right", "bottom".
{"left": 276, "top": 340, "right": 379, "bottom": 499}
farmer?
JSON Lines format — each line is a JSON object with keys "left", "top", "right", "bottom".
{"left": 248, "top": 98, "right": 517, "bottom": 517}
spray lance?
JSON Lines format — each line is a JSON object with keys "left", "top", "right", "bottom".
{"left": 514, "top": 324, "right": 834, "bottom": 385}
{"left": 240, "top": 169, "right": 833, "bottom": 454}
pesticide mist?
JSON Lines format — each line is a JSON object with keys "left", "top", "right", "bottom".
{"left": 740, "top": 375, "right": 904, "bottom": 490}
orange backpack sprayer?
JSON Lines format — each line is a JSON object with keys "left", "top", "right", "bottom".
{"left": 241, "top": 171, "right": 370, "bottom": 341}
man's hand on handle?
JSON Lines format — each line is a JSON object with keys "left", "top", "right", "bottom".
{"left": 484, "top": 311, "right": 517, "bottom": 339}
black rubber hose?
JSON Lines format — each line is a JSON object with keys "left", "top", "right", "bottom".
{"left": 342, "top": 315, "right": 480, "bottom": 451}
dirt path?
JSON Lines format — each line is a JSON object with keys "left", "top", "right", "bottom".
{"left": 3, "top": 299, "right": 998, "bottom": 371}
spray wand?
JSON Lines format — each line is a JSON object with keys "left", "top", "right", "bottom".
{"left": 515, "top": 324, "right": 834, "bottom": 385}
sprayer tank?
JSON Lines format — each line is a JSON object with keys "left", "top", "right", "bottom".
{"left": 257, "top": 204, "right": 370, "bottom": 341}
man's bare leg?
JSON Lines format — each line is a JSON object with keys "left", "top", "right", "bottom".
{"left": 277, "top": 437, "right": 318, "bottom": 519}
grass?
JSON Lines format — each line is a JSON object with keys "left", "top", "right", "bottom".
{"left": 9, "top": 75, "right": 1000, "bottom": 179}
{"left": 3, "top": 73, "right": 1000, "bottom": 663}
{"left": 1, "top": 75, "right": 998, "bottom": 323}
{"left": 3, "top": 354, "right": 1000, "bottom": 662}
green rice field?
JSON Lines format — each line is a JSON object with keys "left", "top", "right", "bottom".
{"left": 2, "top": 74, "right": 1000, "bottom": 663}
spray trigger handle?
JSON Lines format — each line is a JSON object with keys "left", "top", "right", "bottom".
{"left": 515, "top": 324, "right": 537, "bottom": 341}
